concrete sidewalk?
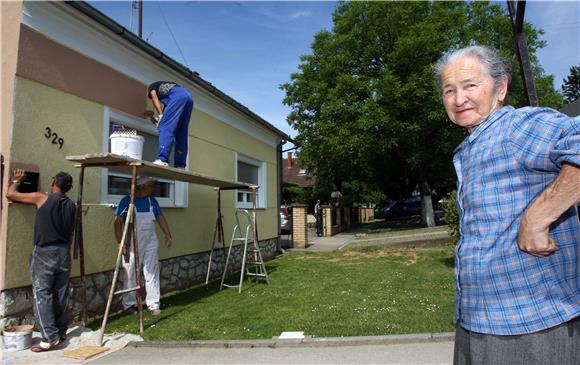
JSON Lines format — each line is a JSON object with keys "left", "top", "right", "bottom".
{"left": 283, "top": 227, "right": 356, "bottom": 252}
{"left": 88, "top": 333, "right": 455, "bottom": 364}
{"left": 1, "top": 326, "right": 143, "bottom": 365}
{"left": 301, "top": 229, "right": 356, "bottom": 252}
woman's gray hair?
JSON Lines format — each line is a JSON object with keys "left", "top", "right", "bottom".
{"left": 434, "top": 45, "right": 509, "bottom": 93}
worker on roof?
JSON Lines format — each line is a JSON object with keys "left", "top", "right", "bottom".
{"left": 147, "top": 81, "right": 194, "bottom": 169}
{"left": 114, "top": 176, "right": 172, "bottom": 316}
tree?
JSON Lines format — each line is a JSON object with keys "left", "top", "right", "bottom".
{"left": 562, "top": 65, "right": 580, "bottom": 104}
{"left": 281, "top": 1, "right": 562, "bottom": 227}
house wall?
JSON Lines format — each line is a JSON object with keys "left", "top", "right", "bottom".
{"left": 3, "top": 4, "right": 280, "bottom": 291}
{"left": 5, "top": 75, "right": 278, "bottom": 289}
{"left": 0, "top": 0, "right": 23, "bottom": 292}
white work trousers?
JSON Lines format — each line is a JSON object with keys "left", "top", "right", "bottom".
{"left": 122, "top": 202, "right": 160, "bottom": 311}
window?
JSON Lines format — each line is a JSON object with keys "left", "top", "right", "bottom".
{"left": 101, "top": 108, "right": 188, "bottom": 207}
{"left": 235, "top": 153, "right": 266, "bottom": 209}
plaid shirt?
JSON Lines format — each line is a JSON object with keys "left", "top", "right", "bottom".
{"left": 453, "top": 106, "right": 580, "bottom": 335}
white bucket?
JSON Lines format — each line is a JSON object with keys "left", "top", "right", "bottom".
{"left": 110, "top": 132, "right": 144, "bottom": 160}
{"left": 2, "top": 325, "right": 33, "bottom": 351}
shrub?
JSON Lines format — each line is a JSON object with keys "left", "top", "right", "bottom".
{"left": 282, "top": 186, "right": 312, "bottom": 204}
{"left": 442, "top": 191, "right": 460, "bottom": 245}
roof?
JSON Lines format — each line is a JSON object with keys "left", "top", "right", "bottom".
{"left": 65, "top": 1, "right": 295, "bottom": 145}
{"left": 282, "top": 157, "right": 315, "bottom": 188}
{"left": 560, "top": 98, "right": 580, "bottom": 117}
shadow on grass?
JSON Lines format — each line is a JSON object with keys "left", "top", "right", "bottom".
{"left": 162, "top": 262, "right": 279, "bottom": 307}
{"left": 353, "top": 217, "right": 446, "bottom": 235}
{"left": 86, "top": 281, "right": 224, "bottom": 330}
{"left": 439, "top": 256, "right": 455, "bottom": 268}
{"left": 87, "top": 262, "right": 280, "bottom": 330}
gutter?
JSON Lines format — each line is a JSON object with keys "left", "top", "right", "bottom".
{"left": 65, "top": 1, "right": 298, "bottom": 146}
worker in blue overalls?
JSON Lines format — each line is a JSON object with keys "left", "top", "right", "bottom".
{"left": 114, "top": 176, "right": 172, "bottom": 316}
{"left": 148, "top": 81, "right": 194, "bottom": 169}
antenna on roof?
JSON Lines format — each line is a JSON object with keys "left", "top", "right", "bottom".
{"left": 129, "top": 0, "right": 143, "bottom": 37}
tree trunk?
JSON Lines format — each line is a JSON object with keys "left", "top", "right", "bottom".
{"left": 418, "top": 169, "right": 436, "bottom": 227}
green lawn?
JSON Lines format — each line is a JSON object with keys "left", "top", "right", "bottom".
{"left": 89, "top": 245, "right": 456, "bottom": 341}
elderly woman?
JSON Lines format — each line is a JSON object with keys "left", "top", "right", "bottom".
{"left": 435, "top": 46, "right": 579, "bottom": 364}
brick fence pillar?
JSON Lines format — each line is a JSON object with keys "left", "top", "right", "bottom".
{"left": 322, "top": 205, "right": 332, "bottom": 236}
{"left": 291, "top": 204, "right": 308, "bottom": 248}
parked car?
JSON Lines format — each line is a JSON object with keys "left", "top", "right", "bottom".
{"left": 383, "top": 197, "right": 443, "bottom": 221}
{"left": 280, "top": 205, "right": 291, "bottom": 234}
{"left": 383, "top": 198, "right": 422, "bottom": 220}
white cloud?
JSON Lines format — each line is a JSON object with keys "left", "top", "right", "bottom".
{"left": 290, "top": 10, "right": 312, "bottom": 20}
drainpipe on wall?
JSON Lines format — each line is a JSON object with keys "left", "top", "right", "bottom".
{"left": 276, "top": 140, "right": 284, "bottom": 253}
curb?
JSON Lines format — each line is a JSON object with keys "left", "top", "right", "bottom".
{"left": 337, "top": 235, "right": 357, "bottom": 251}
{"left": 351, "top": 234, "right": 450, "bottom": 249}
{"left": 129, "top": 332, "right": 455, "bottom": 349}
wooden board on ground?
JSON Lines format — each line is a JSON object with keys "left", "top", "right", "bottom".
{"left": 66, "top": 153, "right": 254, "bottom": 190}
{"left": 62, "top": 345, "right": 109, "bottom": 360}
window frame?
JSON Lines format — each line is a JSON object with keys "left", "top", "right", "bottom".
{"left": 101, "top": 107, "right": 188, "bottom": 208}
{"left": 235, "top": 152, "right": 266, "bottom": 209}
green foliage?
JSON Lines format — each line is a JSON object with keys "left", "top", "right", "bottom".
{"left": 341, "top": 180, "right": 387, "bottom": 207}
{"left": 442, "top": 191, "right": 460, "bottom": 245}
{"left": 281, "top": 1, "right": 563, "bottom": 206}
{"left": 282, "top": 185, "right": 312, "bottom": 204}
{"left": 91, "top": 246, "right": 455, "bottom": 339}
{"left": 562, "top": 64, "right": 580, "bottom": 104}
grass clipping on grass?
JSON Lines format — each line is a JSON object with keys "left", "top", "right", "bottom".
{"left": 93, "top": 245, "right": 455, "bottom": 341}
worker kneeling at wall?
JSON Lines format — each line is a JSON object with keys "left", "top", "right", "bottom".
{"left": 148, "top": 81, "right": 194, "bottom": 169}
{"left": 114, "top": 176, "right": 172, "bottom": 316}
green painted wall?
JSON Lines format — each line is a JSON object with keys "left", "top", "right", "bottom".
{"left": 5, "top": 77, "right": 279, "bottom": 289}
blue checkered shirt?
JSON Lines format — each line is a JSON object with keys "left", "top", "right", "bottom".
{"left": 453, "top": 106, "right": 580, "bottom": 335}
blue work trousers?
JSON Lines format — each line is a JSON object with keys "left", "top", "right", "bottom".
{"left": 157, "top": 86, "right": 194, "bottom": 167}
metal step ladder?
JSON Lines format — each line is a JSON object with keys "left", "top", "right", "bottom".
{"left": 220, "top": 209, "right": 270, "bottom": 293}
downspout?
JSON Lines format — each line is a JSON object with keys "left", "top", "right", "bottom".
{"left": 276, "top": 139, "right": 284, "bottom": 253}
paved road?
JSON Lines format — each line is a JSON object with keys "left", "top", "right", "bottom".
{"left": 89, "top": 341, "right": 454, "bottom": 364}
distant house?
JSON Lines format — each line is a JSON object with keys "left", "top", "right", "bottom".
{"left": 0, "top": 1, "right": 292, "bottom": 324}
{"left": 560, "top": 98, "right": 580, "bottom": 117}
{"left": 282, "top": 152, "right": 315, "bottom": 188}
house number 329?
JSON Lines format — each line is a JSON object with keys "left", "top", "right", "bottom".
{"left": 44, "top": 127, "right": 64, "bottom": 150}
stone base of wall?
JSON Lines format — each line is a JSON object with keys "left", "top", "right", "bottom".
{"left": 0, "top": 238, "right": 278, "bottom": 328}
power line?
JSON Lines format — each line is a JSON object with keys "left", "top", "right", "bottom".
{"left": 156, "top": 3, "right": 191, "bottom": 69}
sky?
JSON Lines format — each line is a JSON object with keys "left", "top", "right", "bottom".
{"left": 88, "top": 1, "right": 580, "bottom": 143}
